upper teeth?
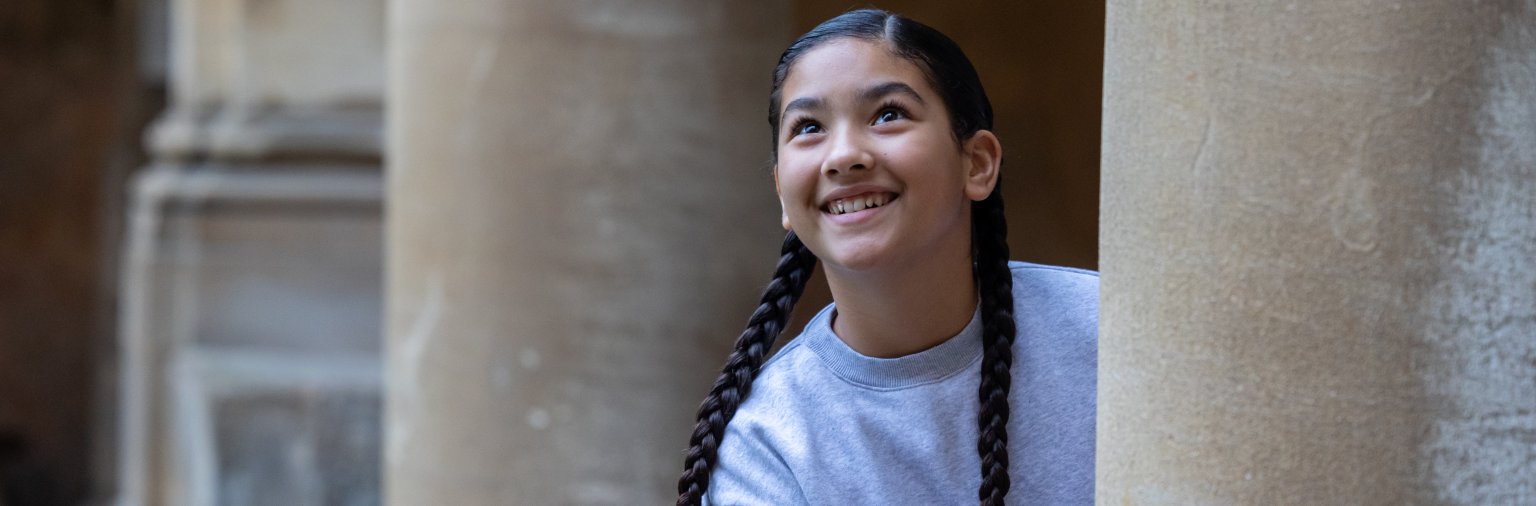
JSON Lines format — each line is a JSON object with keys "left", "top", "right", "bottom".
{"left": 829, "top": 193, "right": 892, "bottom": 215}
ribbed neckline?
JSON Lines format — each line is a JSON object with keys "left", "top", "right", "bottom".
{"left": 801, "top": 302, "right": 983, "bottom": 390}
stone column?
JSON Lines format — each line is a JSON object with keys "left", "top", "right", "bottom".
{"left": 1099, "top": 1, "right": 1535, "bottom": 504}
{"left": 387, "top": 2, "right": 790, "bottom": 504}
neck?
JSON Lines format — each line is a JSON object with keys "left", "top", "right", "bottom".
{"left": 824, "top": 237, "right": 978, "bottom": 359}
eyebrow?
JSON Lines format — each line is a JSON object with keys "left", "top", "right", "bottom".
{"left": 859, "top": 81, "right": 925, "bottom": 106}
{"left": 782, "top": 96, "right": 824, "bottom": 116}
{"left": 781, "top": 81, "right": 926, "bottom": 117}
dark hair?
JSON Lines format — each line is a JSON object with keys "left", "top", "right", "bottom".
{"left": 678, "top": 9, "right": 1015, "bottom": 505}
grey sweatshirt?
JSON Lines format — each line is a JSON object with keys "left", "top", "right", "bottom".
{"left": 706, "top": 261, "right": 1098, "bottom": 505}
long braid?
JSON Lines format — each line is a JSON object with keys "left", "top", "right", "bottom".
{"left": 972, "top": 184, "right": 1016, "bottom": 505}
{"left": 676, "top": 231, "right": 817, "bottom": 506}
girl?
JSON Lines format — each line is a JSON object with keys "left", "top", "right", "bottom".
{"left": 678, "top": 9, "right": 1097, "bottom": 505}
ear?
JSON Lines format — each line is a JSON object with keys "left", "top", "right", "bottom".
{"left": 962, "top": 130, "right": 1002, "bottom": 201}
{"left": 774, "top": 165, "right": 792, "bottom": 231}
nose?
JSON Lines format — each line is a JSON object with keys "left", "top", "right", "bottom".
{"left": 821, "top": 128, "right": 875, "bottom": 177}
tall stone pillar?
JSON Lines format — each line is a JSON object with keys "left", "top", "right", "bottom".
{"left": 1099, "top": 1, "right": 1535, "bottom": 504}
{"left": 387, "top": 2, "right": 790, "bottom": 503}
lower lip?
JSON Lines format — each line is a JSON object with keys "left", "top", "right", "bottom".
{"left": 823, "top": 200, "right": 893, "bottom": 226}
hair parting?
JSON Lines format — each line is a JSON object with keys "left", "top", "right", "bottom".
{"left": 678, "top": 8, "right": 1016, "bottom": 505}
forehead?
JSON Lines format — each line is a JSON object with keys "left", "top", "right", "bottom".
{"left": 781, "top": 38, "right": 935, "bottom": 106}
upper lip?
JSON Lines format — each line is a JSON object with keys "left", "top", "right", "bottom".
{"left": 819, "top": 184, "right": 899, "bottom": 210}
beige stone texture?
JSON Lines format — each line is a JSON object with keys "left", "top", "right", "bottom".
{"left": 117, "top": 0, "right": 387, "bottom": 504}
{"left": 117, "top": 167, "right": 383, "bottom": 506}
{"left": 152, "top": 0, "right": 384, "bottom": 161}
{"left": 1099, "top": 1, "right": 1536, "bottom": 504}
{"left": 386, "top": 1, "right": 791, "bottom": 504}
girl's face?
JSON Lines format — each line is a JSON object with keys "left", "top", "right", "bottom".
{"left": 775, "top": 39, "right": 998, "bottom": 274}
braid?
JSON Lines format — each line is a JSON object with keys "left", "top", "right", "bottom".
{"left": 676, "top": 231, "right": 818, "bottom": 506}
{"left": 972, "top": 184, "right": 1016, "bottom": 505}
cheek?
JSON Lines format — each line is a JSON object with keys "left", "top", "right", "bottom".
{"left": 777, "top": 159, "right": 820, "bottom": 204}
{"left": 885, "top": 138, "right": 966, "bottom": 189}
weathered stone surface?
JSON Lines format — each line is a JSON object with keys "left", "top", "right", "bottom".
{"left": 117, "top": 167, "right": 383, "bottom": 506}
{"left": 151, "top": 0, "right": 384, "bottom": 161}
{"left": 116, "top": 1, "right": 387, "bottom": 505}
{"left": 1099, "top": 1, "right": 1536, "bottom": 504}
{"left": 386, "top": 1, "right": 790, "bottom": 503}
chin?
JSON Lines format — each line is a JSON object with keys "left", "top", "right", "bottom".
{"left": 818, "top": 246, "right": 896, "bottom": 274}
{"left": 801, "top": 227, "right": 905, "bottom": 273}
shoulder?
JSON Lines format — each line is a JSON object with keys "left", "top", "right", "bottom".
{"left": 1006, "top": 260, "right": 1098, "bottom": 355}
{"left": 746, "top": 304, "right": 834, "bottom": 407}
{"left": 719, "top": 302, "right": 835, "bottom": 439}
{"left": 1008, "top": 260, "right": 1099, "bottom": 289}
{"left": 1007, "top": 259, "right": 1093, "bottom": 302}
{"left": 706, "top": 314, "right": 825, "bottom": 505}
{"left": 1007, "top": 261, "right": 1098, "bottom": 316}
{"left": 1001, "top": 262, "right": 1098, "bottom": 503}
{"left": 737, "top": 336, "right": 820, "bottom": 419}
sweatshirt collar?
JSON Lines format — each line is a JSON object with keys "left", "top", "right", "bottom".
{"left": 801, "top": 302, "right": 983, "bottom": 390}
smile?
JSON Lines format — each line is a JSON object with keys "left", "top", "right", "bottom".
{"left": 823, "top": 192, "right": 898, "bottom": 215}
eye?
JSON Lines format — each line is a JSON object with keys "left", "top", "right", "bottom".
{"left": 874, "top": 103, "right": 908, "bottom": 124}
{"left": 788, "top": 119, "right": 822, "bottom": 138}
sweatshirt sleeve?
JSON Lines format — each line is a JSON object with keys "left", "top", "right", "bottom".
{"left": 703, "top": 418, "right": 809, "bottom": 506}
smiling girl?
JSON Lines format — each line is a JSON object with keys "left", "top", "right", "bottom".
{"left": 677, "top": 9, "right": 1097, "bottom": 505}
